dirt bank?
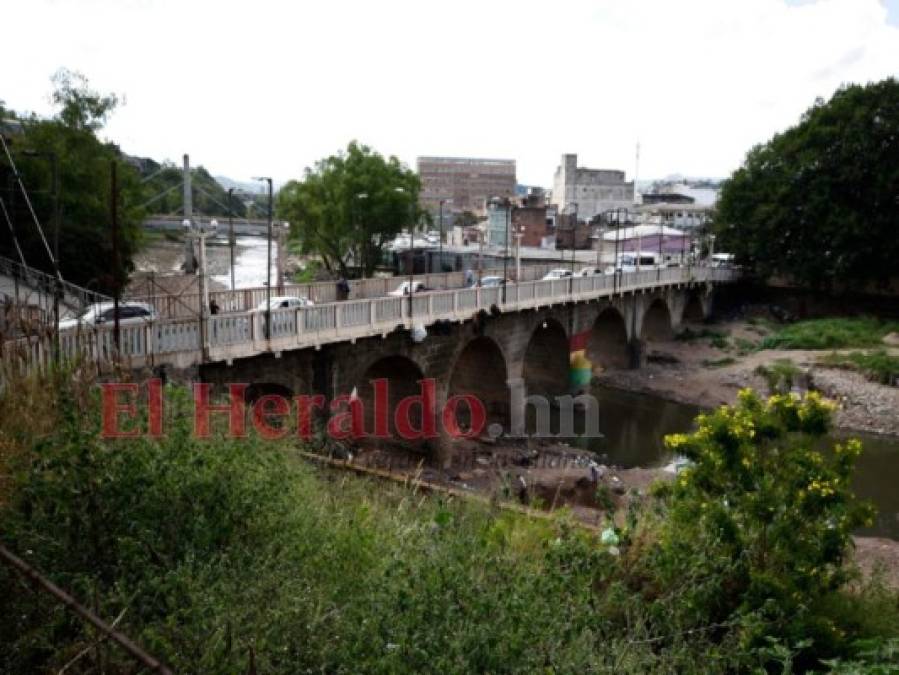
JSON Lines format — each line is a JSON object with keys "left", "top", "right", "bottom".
{"left": 596, "top": 318, "right": 899, "bottom": 437}
{"left": 347, "top": 440, "right": 899, "bottom": 588}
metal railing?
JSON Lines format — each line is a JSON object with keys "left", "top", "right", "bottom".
{"left": 0, "top": 254, "right": 109, "bottom": 312}
{"left": 5, "top": 267, "right": 738, "bottom": 373}
{"left": 124, "top": 263, "right": 571, "bottom": 319}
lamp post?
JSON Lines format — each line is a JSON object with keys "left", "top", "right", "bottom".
{"left": 394, "top": 186, "right": 415, "bottom": 321}
{"left": 277, "top": 220, "right": 289, "bottom": 293}
{"left": 503, "top": 199, "right": 510, "bottom": 304}
{"left": 438, "top": 197, "right": 451, "bottom": 275}
{"left": 254, "top": 177, "right": 273, "bottom": 339}
{"left": 355, "top": 192, "right": 368, "bottom": 277}
{"left": 514, "top": 225, "right": 524, "bottom": 282}
{"left": 227, "top": 187, "right": 236, "bottom": 290}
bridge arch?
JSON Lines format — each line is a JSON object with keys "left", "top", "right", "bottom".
{"left": 681, "top": 291, "right": 706, "bottom": 324}
{"left": 447, "top": 336, "right": 509, "bottom": 435}
{"left": 244, "top": 382, "right": 294, "bottom": 403}
{"left": 355, "top": 354, "right": 428, "bottom": 449}
{"left": 587, "top": 307, "right": 630, "bottom": 370}
{"left": 641, "top": 298, "right": 674, "bottom": 342}
{"left": 523, "top": 318, "right": 569, "bottom": 398}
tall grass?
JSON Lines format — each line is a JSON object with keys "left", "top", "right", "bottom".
{"left": 820, "top": 349, "right": 899, "bottom": 385}
{"left": 1, "top": 373, "right": 898, "bottom": 672}
{"left": 760, "top": 317, "right": 899, "bottom": 350}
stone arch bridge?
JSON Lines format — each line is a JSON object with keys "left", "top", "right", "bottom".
{"left": 201, "top": 281, "right": 714, "bottom": 454}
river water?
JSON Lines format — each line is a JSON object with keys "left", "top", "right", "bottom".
{"left": 562, "top": 386, "right": 899, "bottom": 540}
{"left": 134, "top": 236, "right": 280, "bottom": 290}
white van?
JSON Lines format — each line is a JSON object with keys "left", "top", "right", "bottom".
{"left": 710, "top": 253, "right": 735, "bottom": 268}
{"left": 605, "top": 252, "right": 661, "bottom": 274}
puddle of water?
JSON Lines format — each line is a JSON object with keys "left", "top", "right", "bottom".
{"left": 548, "top": 385, "right": 899, "bottom": 540}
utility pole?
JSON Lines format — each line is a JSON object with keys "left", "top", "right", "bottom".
{"left": 182, "top": 154, "right": 195, "bottom": 274}
{"left": 265, "top": 178, "right": 273, "bottom": 336}
{"left": 227, "top": 187, "right": 235, "bottom": 291}
{"left": 438, "top": 198, "right": 445, "bottom": 275}
{"left": 110, "top": 161, "right": 120, "bottom": 353}
{"left": 502, "top": 199, "right": 510, "bottom": 303}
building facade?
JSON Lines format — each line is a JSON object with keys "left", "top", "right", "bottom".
{"left": 552, "top": 153, "right": 634, "bottom": 222}
{"left": 417, "top": 156, "right": 516, "bottom": 220}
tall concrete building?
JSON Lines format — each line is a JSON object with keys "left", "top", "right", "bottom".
{"left": 417, "top": 156, "right": 516, "bottom": 221}
{"left": 552, "top": 153, "right": 634, "bottom": 222}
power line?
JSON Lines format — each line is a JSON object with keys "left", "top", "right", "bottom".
{"left": 0, "top": 134, "right": 61, "bottom": 282}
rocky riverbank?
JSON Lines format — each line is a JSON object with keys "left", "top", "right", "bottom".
{"left": 595, "top": 318, "right": 899, "bottom": 437}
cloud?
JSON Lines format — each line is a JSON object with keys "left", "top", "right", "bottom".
{"left": 2, "top": 0, "right": 897, "bottom": 186}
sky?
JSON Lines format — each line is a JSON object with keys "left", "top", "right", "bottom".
{"left": 2, "top": 0, "right": 898, "bottom": 188}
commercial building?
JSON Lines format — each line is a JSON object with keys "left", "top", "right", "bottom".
{"left": 636, "top": 201, "right": 712, "bottom": 229}
{"left": 552, "top": 153, "right": 634, "bottom": 222}
{"left": 417, "top": 156, "right": 516, "bottom": 220}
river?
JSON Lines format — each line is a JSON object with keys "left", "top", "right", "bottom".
{"left": 558, "top": 386, "right": 899, "bottom": 541}
{"left": 134, "top": 235, "right": 280, "bottom": 290}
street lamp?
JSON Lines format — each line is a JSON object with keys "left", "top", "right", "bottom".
{"left": 253, "top": 176, "right": 273, "bottom": 340}
{"left": 355, "top": 192, "right": 368, "bottom": 277}
{"left": 227, "top": 187, "right": 236, "bottom": 290}
{"left": 394, "top": 186, "right": 415, "bottom": 321}
{"left": 438, "top": 197, "right": 452, "bottom": 275}
{"left": 503, "top": 199, "right": 511, "bottom": 304}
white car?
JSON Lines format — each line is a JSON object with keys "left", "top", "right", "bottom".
{"left": 477, "top": 276, "right": 510, "bottom": 288}
{"left": 58, "top": 301, "right": 158, "bottom": 330}
{"left": 388, "top": 280, "right": 428, "bottom": 296}
{"left": 542, "top": 268, "right": 573, "bottom": 280}
{"left": 578, "top": 267, "right": 601, "bottom": 276}
{"left": 256, "top": 296, "right": 314, "bottom": 311}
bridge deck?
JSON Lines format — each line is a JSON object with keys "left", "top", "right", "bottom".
{"left": 6, "top": 267, "right": 737, "bottom": 373}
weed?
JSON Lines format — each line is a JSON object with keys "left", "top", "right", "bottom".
{"left": 734, "top": 337, "right": 759, "bottom": 355}
{"left": 755, "top": 358, "right": 803, "bottom": 393}
{"left": 819, "top": 350, "right": 899, "bottom": 385}
{"left": 702, "top": 356, "right": 736, "bottom": 368}
{"left": 760, "top": 317, "right": 899, "bottom": 350}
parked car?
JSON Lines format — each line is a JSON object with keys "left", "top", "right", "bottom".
{"left": 477, "top": 276, "right": 511, "bottom": 288}
{"left": 58, "top": 301, "right": 158, "bottom": 330}
{"left": 541, "top": 268, "right": 574, "bottom": 280}
{"left": 388, "top": 280, "right": 429, "bottom": 296}
{"left": 255, "top": 296, "right": 314, "bottom": 312}
{"left": 710, "top": 253, "right": 736, "bottom": 268}
{"left": 578, "top": 267, "right": 601, "bottom": 276}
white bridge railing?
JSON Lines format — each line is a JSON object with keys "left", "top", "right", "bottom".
{"left": 5, "top": 267, "right": 738, "bottom": 372}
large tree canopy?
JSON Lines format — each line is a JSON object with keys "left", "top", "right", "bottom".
{"left": 1, "top": 70, "right": 143, "bottom": 294}
{"left": 716, "top": 78, "right": 899, "bottom": 289}
{"left": 277, "top": 141, "right": 420, "bottom": 278}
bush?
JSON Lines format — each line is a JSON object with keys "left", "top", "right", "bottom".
{"left": 1, "top": 376, "right": 895, "bottom": 673}
{"left": 651, "top": 390, "right": 876, "bottom": 667}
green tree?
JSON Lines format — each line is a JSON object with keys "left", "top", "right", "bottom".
{"left": 277, "top": 141, "right": 420, "bottom": 278}
{"left": 1, "top": 70, "right": 143, "bottom": 293}
{"left": 716, "top": 78, "right": 899, "bottom": 289}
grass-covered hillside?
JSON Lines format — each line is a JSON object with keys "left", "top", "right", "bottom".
{"left": 1, "top": 369, "right": 898, "bottom": 673}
